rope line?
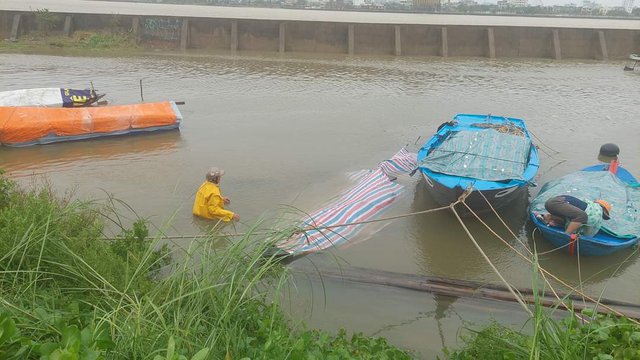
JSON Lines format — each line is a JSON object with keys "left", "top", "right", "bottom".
{"left": 468, "top": 192, "right": 640, "bottom": 324}
{"left": 462, "top": 197, "right": 573, "bottom": 314}
{"left": 102, "top": 184, "right": 639, "bottom": 323}
{"left": 451, "top": 190, "right": 534, "bottom": 317}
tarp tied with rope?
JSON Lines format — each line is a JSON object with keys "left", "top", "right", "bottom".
{"left": 276, "top": 148, "right": 417, "bottom": 255}
{"left": 420, "top": 129, "right": 532, "bottom": 181}
{"left": 530, "top": 171, "right": 640, "bottom": 238}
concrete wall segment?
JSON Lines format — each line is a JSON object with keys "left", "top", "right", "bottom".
{"left": 2, "top": 0, "right": 640, "bottom": 30}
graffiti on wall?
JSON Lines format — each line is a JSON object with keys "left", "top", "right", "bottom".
{"left": 142, "top": 17, "right": 182, "bottom": 41}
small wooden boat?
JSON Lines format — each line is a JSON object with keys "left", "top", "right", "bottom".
{"left": 624, "top": 54, "right": 639, "bottom": 71}
{"left": 0, "top": 88, "right": 105, "bottom": 107}
{"left": 0, "top": 101, "right": 182, "bottom": 147}
{"left": 529, "top": 164, "right": 640, "bottom": 256}
{"left": 416, "top": 114, "right": 539, "bottom": 213}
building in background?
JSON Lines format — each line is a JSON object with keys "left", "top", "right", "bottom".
{"left": 506, "top": 0, "right": 528, "bottom": 6}
{"left": 413, "top": 0, "right": 440, "bottom": 10}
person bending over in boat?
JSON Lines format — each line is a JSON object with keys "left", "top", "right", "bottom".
{"left": 539, "top": 195, "right": 611, "bottom": 237}
{"left": 193, "top": 167, "right": 240, "bottom": 222}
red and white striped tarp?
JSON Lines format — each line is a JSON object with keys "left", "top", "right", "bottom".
{"left": 276, "top": 148, "right": 417, "bottom": 255}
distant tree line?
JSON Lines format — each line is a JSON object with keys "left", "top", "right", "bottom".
{"left": 105, "top": 0, "right": 640, "bottom": 18}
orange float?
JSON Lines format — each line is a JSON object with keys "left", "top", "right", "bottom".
{"left": 0, "top": 101, "right": 182, "bottom": 146}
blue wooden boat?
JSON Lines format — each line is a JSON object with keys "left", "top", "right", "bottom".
{"left": 530, "top": 164, "right": 640, "bottom": 256}
{"left": 417, "top": 114, "right": 539, "bottom": 213}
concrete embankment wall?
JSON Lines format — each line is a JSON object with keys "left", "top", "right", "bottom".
{"left": 1, "top": 10, "right": 638, "bottom": 60}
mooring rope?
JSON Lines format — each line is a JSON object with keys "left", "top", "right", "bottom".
{"left": 466, "top": 192, "right": 640, "bottom": 324}
{"left": 450, "top": 189, "right": 533, "bottom": 317}
{"left": 105, "top": 185, "right": 639, "bottom": 323}
{"left": 462, "top": 196, "right": 573, "bottom": 314}
{"left": 469, "top": 191, "right": 640, "bottom": 322}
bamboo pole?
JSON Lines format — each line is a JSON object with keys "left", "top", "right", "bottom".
{"left": 291, "top": 264, "right": 640, "bottom": 319}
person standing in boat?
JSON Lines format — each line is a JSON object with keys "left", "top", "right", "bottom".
{"left": 540, "top": 195, "right": 611, "bottom": 237}
{"left": 193, "top": 167, "right": 240, "bottom": 222}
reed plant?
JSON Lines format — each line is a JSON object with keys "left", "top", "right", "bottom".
{"left": 0, "top": 171, "right": 413, "bottom": 359}
{"left": 443, "top": 256, "right": 640, "bottom": 360}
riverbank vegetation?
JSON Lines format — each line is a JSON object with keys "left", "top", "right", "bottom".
{"left": 1, "top": 8, "right": 137, "bottom": 53}
{"left": 0, "top": 31, "right": 137, "bottom": 53}
{"left": 0, "top": 170, "right": 413, "bottom": 359}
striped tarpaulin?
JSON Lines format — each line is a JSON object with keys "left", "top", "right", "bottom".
{"left": 378, "top": 147, "right": 418, "bottom": 178}
{"left": 277, "top": 149, "right": 417, "bottom": 255}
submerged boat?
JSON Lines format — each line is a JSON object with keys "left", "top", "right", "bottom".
{"left": 0, "top": 101, "right": 182, "bottom": 147}
{"left": 529, "top": 164, "right": 640, "bottom": 256}
{"left": 416, "top": 114, "right": 539, "bottom": 212}
{"left": 0, "top": 88, "right": 105, "bottom": 107}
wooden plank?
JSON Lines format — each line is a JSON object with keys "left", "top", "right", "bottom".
{"left": 292, "top": 264, "right": 640, "bottom": 319}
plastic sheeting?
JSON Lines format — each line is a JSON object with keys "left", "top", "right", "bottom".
{"left": 276, "top": 148, "right": 417, "bottom": 256}
{"left": 0, "top": 101, "right": 182, "bottom": 146}
{"left": 0, "top": 88, "right": 100, "bottom": 107}
{"left": 530, "top": 171, "right": 640, "bottom": 238}
{"left": 419, "top": 128, "right": 532, "bottom": 182}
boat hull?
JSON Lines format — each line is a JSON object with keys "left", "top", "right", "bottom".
{"left": 531, "top": 213, "right": 637, "bottom": 256}
{"left": 0, "top": 101, "right": 182, "bottom": 146}
{"left": 417, "top": 114, "right": 538, "bottom": 215}
{"left": 530, "top": 165, "right": 639, "bottom": 256}
{"left": 422, "top": 173, "right": 527, "bottom": 214}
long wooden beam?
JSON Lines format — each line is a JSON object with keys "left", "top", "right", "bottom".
{"left": 291, "top": 264, "right": 640, "bottom": 319}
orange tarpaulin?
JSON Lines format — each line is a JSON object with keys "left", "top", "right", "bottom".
{"left": 0, "top": 101, "right": 182, "bottom": 146}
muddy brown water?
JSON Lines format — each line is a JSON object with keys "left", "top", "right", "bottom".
{"left": 1, "top": 52, "right": 639, "bottom": 358}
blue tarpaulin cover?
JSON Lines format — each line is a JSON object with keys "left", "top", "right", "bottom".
{"left": 530, "top": 171, "right": 640, "bottom": 238}
{"left": 419, "top": 129, "right": 532, "bottom": 182}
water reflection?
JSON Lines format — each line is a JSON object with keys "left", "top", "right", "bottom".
{"left": 2, "top": 130, "right": 182, "bottom": 176}
{"left": 410, "top": 177, "right": 530, "bottom": 282}
{"left": 532, "top": 229, "right": 639, "bottom": 287}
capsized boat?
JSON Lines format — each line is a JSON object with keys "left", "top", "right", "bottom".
{"left": 0, "top": 101, "right": 182, "bottom": 147}
{"left": 529, "top": 165, "right": 640, "bottom": 256}
{"left": 416, "top": 114, "right": 539, "bottom": 212}
{"left": 0, "top": 88, "right": 105, "bottom": 107}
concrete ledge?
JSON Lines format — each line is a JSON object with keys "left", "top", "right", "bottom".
{"left": 2, "top": 0, "right": 640, "bottom": 30}
{"left": 1, "top": 4, "right": 638, "bottom": 60}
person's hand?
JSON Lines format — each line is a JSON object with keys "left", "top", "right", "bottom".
{"left": 232, "top": 213, "right": 240, "bottom": 221}
{"left": 223, "top": 197, "right": 230, "bottom": 205}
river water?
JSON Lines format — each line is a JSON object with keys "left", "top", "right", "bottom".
{"left": 1, "top": 52, "right": 639, "bottom": 358}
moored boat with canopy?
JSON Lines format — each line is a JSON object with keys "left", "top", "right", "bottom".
{"left": 530, "top": 165, "right": 640, "bottom": 256}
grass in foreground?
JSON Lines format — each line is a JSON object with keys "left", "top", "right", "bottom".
{"left": 443, "top": 258, "right": 640, "bottom": 360}
{"left": 0, "top": 170, "right": 413, "bottom": 359}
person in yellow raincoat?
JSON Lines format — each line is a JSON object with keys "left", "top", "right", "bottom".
{"left": 192, "top": 167, "right": 239, "bottom": 222}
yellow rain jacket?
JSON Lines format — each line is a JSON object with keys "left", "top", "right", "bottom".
{"left": 192, "top": 181, "right": 235, "bottom": 222}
